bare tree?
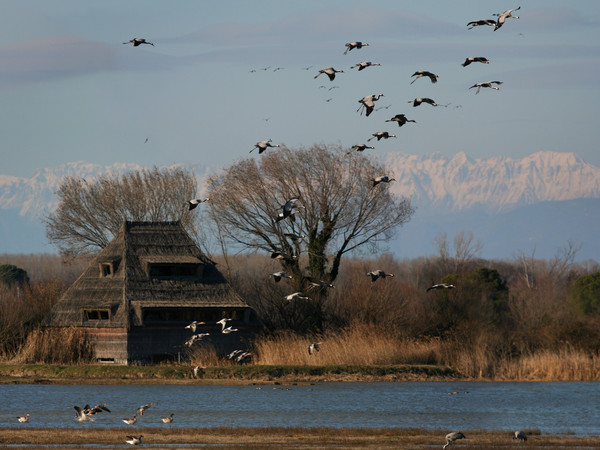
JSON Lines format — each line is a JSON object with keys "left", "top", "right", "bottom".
{"left": 46, "top": 167, "right": 200, "bottom": 256}
{"left": 434, "top": 231, "right": 482, "bottom": 274}
{"left": 206, "top": 145, "right": 414, "bottom": 288}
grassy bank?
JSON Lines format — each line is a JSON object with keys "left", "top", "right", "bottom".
{"left": 0, "top": 363, "right": 460, "bottom": 385}
{"left": 1, "top": 427, "right": 599, "bottom": 449}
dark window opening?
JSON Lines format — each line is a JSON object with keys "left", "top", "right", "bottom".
{"left": 100, "top": 263, "right": 112, "bottom": 277}
{"left": 84, "top": 309, "right": 110, "bottom": 321}
{"left": 149, "top": 263, "right": 199, "bottom": 279}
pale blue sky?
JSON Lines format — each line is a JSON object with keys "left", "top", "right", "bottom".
{"left": 1, "top": 1, "right": 599, "bottom": 178}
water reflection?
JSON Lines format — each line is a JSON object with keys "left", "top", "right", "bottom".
{"left": 1, "top": 382, "right": 598, "bottom": 436}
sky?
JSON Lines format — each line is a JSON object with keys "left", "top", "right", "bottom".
{"left": 1, "top": 1, "right": 600, "bottom": 179}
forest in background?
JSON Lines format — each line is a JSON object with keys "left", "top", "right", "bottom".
{"left": 1, "top": 245, "right": 600, "bottom": 380}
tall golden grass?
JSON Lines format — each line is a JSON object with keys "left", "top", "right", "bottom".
{"left": 255, "top": 322, "right": 441, "bottom": 366}
{"left": 13, "top": 326, "right": 94, "bottom": 364}
{"left": 254, "top": 325, "right": 600, "bottom": 381}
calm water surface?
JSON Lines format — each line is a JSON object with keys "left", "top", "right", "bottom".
{"left": 1, "top": 382, "right": 598, "bottom": 436}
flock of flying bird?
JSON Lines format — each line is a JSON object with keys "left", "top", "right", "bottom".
{"left": 21, "top": 8, "right": 521, "bottom": 446}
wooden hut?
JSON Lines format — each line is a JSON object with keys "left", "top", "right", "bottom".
{"left": 43, "top": 221, "right": 262, "bottom": 364}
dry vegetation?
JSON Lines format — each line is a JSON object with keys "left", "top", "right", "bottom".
{"left": 2, "top": 246, "right": 600, "bottom": 381}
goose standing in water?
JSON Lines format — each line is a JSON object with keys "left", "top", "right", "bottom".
{"left": 122, "top": 414, "right": 137, "bottom": 425}
{"left": 17, "top": 413, "right": 30, "bottom": 423}
{"left": 161, "top": 414, "right": 175, "bottom": 423}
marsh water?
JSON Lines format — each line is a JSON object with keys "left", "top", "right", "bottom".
{"left": 1, "top": 382, "right": 599, "bottom": 436}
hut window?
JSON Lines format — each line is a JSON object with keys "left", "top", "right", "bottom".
{"left": 149, "top": 263, "right": 199, "bottom": 279}
{"left": 83, "top": 309, "right": 110, "bottom": 321}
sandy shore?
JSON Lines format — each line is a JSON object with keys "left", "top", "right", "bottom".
{"left": 0, "top": 427, "right": 599, "bottom": 449}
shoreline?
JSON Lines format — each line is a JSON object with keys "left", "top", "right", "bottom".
{"left": 1, "top": 427, "right": 599, "bottom": 449}
{"left": 0, "top": 363, "right": 467, "bottom": 385}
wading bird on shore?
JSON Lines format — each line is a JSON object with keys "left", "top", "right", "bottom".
{"left": 443, "top": 431, "right": 466, "bottom": 449}
{"left": 386, "top": 114, "right": 416, "bottom": 127}
{"left": 350, "top": 61, "right": 381, "bottom": 71}
{"left": 368, "top": 131, "right": 396, "bottom": 142}
{"left": 367, "top": 270, "right": 394, "bottom": 282}
{"left": 314, "top": 67, "right": 344, "bottom": 81}
{"left": 409, "top": 97, "right": 438, "bottom": 107}
{"left": 427, "top": 283, "right": 455, "bottom": 292}
{"left": 494, "top": 6, "right": 521, "bottom": 31}
{"left": 372, "top": 176, "right": 395, "bottom": 187}
{"left": 410, "top": 71, "right": 439, "bottom": 84}
{"left": 123, "top": 38, "right": 154, "bottom": 46}
{"left": 469, "top": 80, "right": 502, "bottom": 94}
{"left": 250, "top": 139, "right": 280, "bottom": 154}
{"left": 126, "top": 435, "right": 143, "bottom": 445}
{"left": 513, "top": 430, "right": 527, "bottom": 442}
{"left": 347, "top": 144, "right": 375, "bottom": 154}
{"left": 344, "top": 41, "right": 369, "bottom": 54}
{"left": 466, "top": 19, "right": 496, "bottom": 29}
{"left": 462, "top": 56, "right": 490, "bottom": 67}
{"left": 357, "top": 94, "right": 384, "bottom": 116}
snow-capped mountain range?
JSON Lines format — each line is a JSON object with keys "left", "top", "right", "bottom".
{"left": 1, "top": 151, "right": 599, "bottom": 260}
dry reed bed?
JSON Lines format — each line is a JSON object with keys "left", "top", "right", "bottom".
{"left": 253, "top": 325, "right": 600, "bottom": 381}
{"left": 1, "top": 427, "right": 599, "bottom": 449}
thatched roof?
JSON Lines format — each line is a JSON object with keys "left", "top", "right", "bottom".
{"left": 44, "top": 221, "right": 250, "bottom": 328}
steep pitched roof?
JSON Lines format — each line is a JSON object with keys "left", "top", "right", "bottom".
{"left": 44, "top": 221, "right": 250, "bottom": 328}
